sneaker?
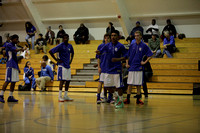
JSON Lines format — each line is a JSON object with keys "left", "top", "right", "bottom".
{"left": 101, "top": 98, "right": 107, "bottom": 103}
{"left": 58, "top": 97, "right": 65, "bottom": 102}
{"left": 124, "top": 98, "right": 130, "bottom": 104}
{"left": 63, "top": 96, "right": 73, "bottom": 101}
{"left": 31, "top": 88, "right": 34, "bottom": 91}
{"left": 0, "top": 95, "right": 5, "bottom": 103}
{"left": 96, "top": 99, "right": 101, "bottom": 104}
{"left": 110, "top": 99, "right": 115, "bottom": 104}
{"left": 136, "top": 99, "right": 144, "bottom": 105}
{"left": 115, "top": 101, "right": 124, "bottom": 108}
{"left": 7, "top": 96, "right": 18, "bottom": 102}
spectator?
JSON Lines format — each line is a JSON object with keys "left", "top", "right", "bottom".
{"left": 162, "top": 19, "right": 177, "bottom": 39}
{"left": 126, "top": 21, "right": 144, "bottom": 44}
{"left": 106, "top": 22, "right": 115, "bottom": 35}
{"left": 163, "top": 31, "right": 176, "bottom": 58}
{"left": 148, "top": 34, "right": 161, "bottom": 58}
{"left": 56, "top": 25, "right": 66, "bottom": 45}
{"left": 36, "top": 61, "right": 54, "bottom": 92}
{"left": 73, "top": 23, "right": 89, "bottom": 44}
{"left": 143, "top": 19, "right": 159, "bottom": 42}
{"left": 35, "top": 34, "right": 47, "bottom": 54}
{"left": 23, "top": 61, "right": 36, "bottom": 91}
{"left": 42, "top": 55, "right": 56, "bottom": 75}
{"left": 25, "top": 21, "right": 36, "bottom": 50}
{"left": 45, "top": 26, "right": 55, "bottom": 45}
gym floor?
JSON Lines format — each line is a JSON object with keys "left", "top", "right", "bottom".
{"left": 0, "top": 92, "right": 200, "bottom": 133}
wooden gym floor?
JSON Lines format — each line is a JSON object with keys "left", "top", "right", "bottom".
{"left": 0, "top": 92, "right": 200, "bottom": 133}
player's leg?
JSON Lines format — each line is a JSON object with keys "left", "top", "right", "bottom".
{"left": 63, "top": 81, "right": 73, "bottom": 101}
{"left": 7, "top": 82, "right": 18, "bottom": 102}
{"left": 0, "top": 82, "right": 9, "bottom": 103}
{"left": 124, "top": 85, "right": 132, "bottom": 104}
{"left": 96, "top": 81, "right": 103, "bottom": 104}
{"left": 136, "top": 85, "right": 144, "bottom": 105}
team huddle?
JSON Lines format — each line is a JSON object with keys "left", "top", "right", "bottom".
{"left": 0, "top": 30, "right": 153, "bottom": 109}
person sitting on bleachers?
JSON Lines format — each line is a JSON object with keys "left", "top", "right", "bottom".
{"left": 56, "top": 25, "right": 66, "bottom": 45}
{"left": 126, "top": 21, "right": 144, "bottom": 44}
{"left": 42, "top": 55, "right": 56, "bottom": 75}
{"left": 73, "top": 23, "right": 89, "bottom": 44}
{"left": 161, "top": 19, "right": 177, "bottom": 40}
{"left": 36, "top": 61, "right": 54, "bottom": 92}
{"left": 148, "top": 34, "right": 161, "bottom": 58}
{"left": 23, "top": 61, "right": 36, "bottom": 91}
{"left": 106, "top": 22, "right": 115, "bottom": 36}
{"left": 45, "top": 26, "right": 55, "bottom": 45}
{"left": 143, "top": 19, "right": 159, "bottom": 42}
{"left": 35, "top": 33, "right": 47, "bottom": 54}
{"left": 162, "top": 31, "right": 176, "bottom": 58}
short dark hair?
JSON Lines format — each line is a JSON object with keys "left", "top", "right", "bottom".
{"left": 59, "top": 25, "right": 63, "bottom": 28}
{"left": 42, "top": 55, "right": 48, "bottom": 61}
{"left": 109, "top": 22, "right": 113, "bottom": 26}
{"left": 135, "top": 30, "right": 142, "bottom": 36}
{"left": 39, "top": 33, "right": 43, "bottom": 37}
{"left": 104, "top": 33, "right": 110, "bottom": 38}
{"left": 111, "top": 30, "right": 120, "bottom": 36}
{"left": 63, "top": 34, "right": 69, "bottom": 39}
{"left": 166, "top": 19, "right": 171, "bottom": 24}
{"left": 10, "top": 34, "right": 19, "bottom": 40}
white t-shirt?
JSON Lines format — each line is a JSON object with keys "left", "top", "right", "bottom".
{"left": 47, "top": 59, "right": 54, "bottom": 70}
{"left": 146, "top": 24, "right": 159, "bottom": 35}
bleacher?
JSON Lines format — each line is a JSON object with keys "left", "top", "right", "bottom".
{"left": 0, "top": 38, "right": 200, "bottom": 94}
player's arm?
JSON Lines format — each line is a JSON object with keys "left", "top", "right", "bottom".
{"left": 70, "top": 52, "right": 74, "bottom": 65}
{"left": 49, "top": 50, "right": 58, "bottom": 62}
{"left": 141, "top": 56, "right": 152, "bottom": 65}
{"left": 97, "top": 58, "right": 101, "bottom": 74}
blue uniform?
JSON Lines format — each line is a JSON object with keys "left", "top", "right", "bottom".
{"left": 127, "top": 41, "right": 153, "bottom": 71}
{"left": 99, "top": 42, "right": 127, "bottom": 74}
{"left": 96, "top": 43, "right": 108, "bottom": 73}
{"left": 6, "top": 42, "right": 19, "bottom": 70}
{"left": 26, "top": 26, "right": 36, "bottom": 35}
{"left": 49, "top": 42, "right": 74, "bottom": 69}
{"left": 163, "top": 36, "right": 175, "bottom": 47}
{"left": 41, "top": 65, "right": 54, "bottom": 80}
{"left": 24, "top": 67, "right": 36, "bottom": 88}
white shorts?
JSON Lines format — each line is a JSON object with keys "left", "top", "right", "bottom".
{"left": 5, "top": 68, "right": 19, "bottom": 82}
{"left": 57, "top": 65, "right": 71, "bottom": 81}
{"left": 104, "top": 73, "right": 123, "bottom": 88}
{"left": 127, "top": 71, "right": 143, "bottom": 85}
{"left": 99, "top": 73, "right": 106, "bottom": 82}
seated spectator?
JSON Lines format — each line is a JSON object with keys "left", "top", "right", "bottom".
{"left": 161, "top": 19, "right": 177, "bottom": 40}
{"left": 56, "top": 25, "right": 66, "bottom": 45}
{"left": 73, "top": 23, "right": 89, "bottom": 44}
{"left": 36, "top": 61, "right": 54, "bottom": 91}
{"left": 35, "top": 33, "right": 47, "bottom": 54}
{"left": 45, "top": 26, "right": 55, "bottom": 45}
{"left": 143, "top": 19, "right": 159, "bottom": 42}
{"left": 148, "top": 34, "right": 161, "bottom": 58}
{"left": 23, "top": 61, "right": 36, "bottom": 91}
{"left": 126, "top": 21, "right": 144, "bottom": 44}
{"left": 25, "top": 21, "right": 36, "bottom": 50}
{"left": 162, "top": 31, "right": 176, "bottom": 58}
{"left": 42, "top": 55, "right": 56, "bottom": 75}
{"left": 106, "top": 22, "right": 115, "bottom": 35}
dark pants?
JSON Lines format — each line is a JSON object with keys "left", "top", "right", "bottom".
{"left": 74, "top": 36, "right": 89, "bottom": 44}
{"left": 143, "top": 72, "right": 153, "bottom": 96}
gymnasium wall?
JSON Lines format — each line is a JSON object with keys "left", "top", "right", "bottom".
{"left": 0, "top": 0, "right": 200, "bottom": 42}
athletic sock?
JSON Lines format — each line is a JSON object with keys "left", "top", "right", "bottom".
{"left": 97, "top": 93, "right": 101, "bottom": 100}
{"left": 0, "top": 91, "right": 5, "bottom": 96}
{"left": 59, "top": 90, "right": 62, "bottom": 98}
{"left": 127, "top": 94, "right": 130, "bottom": 100}
{"left": 64, "top": 91, "right": 68, "bottom": 97}
{"left": 9, "top": 91, "right": 13, "bottom": 96}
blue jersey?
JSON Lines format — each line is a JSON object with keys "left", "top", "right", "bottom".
{"left": 24, "top": 67, "right": 35, "bottom": 78}
{"left": 163, "top": 36, "right": 175, "bottom": 47}
{"left": 96, "top": 43, "right": 108, "bottom": 73}
{"left": 41, "top": 65, "right": 54, "bottom": 80}
{"left": 49, "top": 42, "right": 74, "bottom": 69}
{"left": 26, "top": 26, "right": 36, "bottom": 34}
{"left": 127, "top": 41, "right": 153, "bottom": 71}
{"left": 99, "top": 42, "right": 127, "bottom": 74}
{"left": 6, "top": 42, "right": 19, "bottom": 70}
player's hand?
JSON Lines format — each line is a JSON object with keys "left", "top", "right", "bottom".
{"left": 57, "top": 59, "right": 63, "bottom": 63}
{"left": 126, "top": 64, "right": 130, "bottom": 68}
{"left": 98, "top": 67, "right": 101, "bottom": 74}
{"left": 163, "top": 45, "right": 167, "bottom": 49}
{"left": 141, "top": 61, "right": 146, "bottom": 65}
{"left": 93, "top": 64, "right": 98, "bottom": 68}
{"left": 111, "top": 58, "right": 119, "bottom": 62}
{"left": 96, "top": 50, "right": 101, "bottom": 55}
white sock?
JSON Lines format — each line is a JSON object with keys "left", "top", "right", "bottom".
{"left": 9, "top": 91, "right": 13, "bottom": 96}
{"left": 119, "top": 96, "right": 123, "bottom": 101}
{"left": 112, "top": 91, "right": 118, "bottom": 98}
{"left": 0, "top": 91, "right": 5, "bottom": 96}
{"left": 64, "top": 91, "right": 68, "bottom": 97}
{"left": 59, "top": 90, "right": 62, "bottom": 98}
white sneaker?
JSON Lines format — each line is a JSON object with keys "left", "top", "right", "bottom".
{"left": 31, "top": 88, "right": 34, "bottom": 91}
{"left": 58, "top": 97, "right": 65, "bottom": 102}
{"left": 102, "top": 98, "right": 107, "bottom": 103}
{"left": 63, "top": 96, "right": 73, "bottom": 101}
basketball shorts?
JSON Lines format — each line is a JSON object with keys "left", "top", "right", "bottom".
{"left": 5, "top": 67, "right": 19, "bottom": 82}
{"left": 127, "top": 71, "right": 143, "bottom": 85}
{"left": 57, "top": 65, "right": 71, "bottom": 81}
